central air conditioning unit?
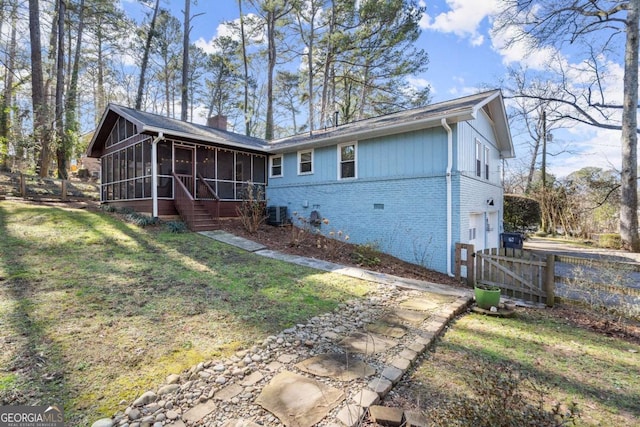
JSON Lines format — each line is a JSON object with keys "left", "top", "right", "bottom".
{"left": 267, "top": 206, "right": 287, "bottom": 226}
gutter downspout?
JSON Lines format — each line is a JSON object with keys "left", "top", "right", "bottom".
{"left": 441, "top": 119, "right": 454, "bottom": 277}
{"left": 151, "top": 132, "right": 164, "bottom": 219}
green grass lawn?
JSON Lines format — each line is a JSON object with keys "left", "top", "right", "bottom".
{"left": 405, "top": 309, "right": 640, "bottom": 426}
{"left": 0, "top": 200, "right": 373, "bottom": 425}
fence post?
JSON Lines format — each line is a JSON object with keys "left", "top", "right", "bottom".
{"left": 544, "top": 254, "right": 555, "bottom": 307}
{"left": 61, "top": 180, "right": 68, "bottom": 201}
{"left": 466, "top": 244, "right": 475, "bottom": 287}
{"left": 19, "top": 173, "right": 26, "bottom": 197}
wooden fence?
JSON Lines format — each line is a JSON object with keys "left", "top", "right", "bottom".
{"left": 455, "top": 243, "right": 640, "bottom": 308}
{"left": 11, "top": 172, "right": 99, "bottom": 201}
{"left": 476, "top": 247, "right": 555, "bottom": 306}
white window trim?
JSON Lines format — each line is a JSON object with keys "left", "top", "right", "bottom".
{"left": 269, "top": 155, "right": 283, "bottom": 178}
{"left": 297, "top": 149, "right": 314, "bottom": 175}
{"left": 337, "top": 141, "right": 357, "bottom": 180}
{"left": 475, "top": 138, "right": 482, "bottom": 178}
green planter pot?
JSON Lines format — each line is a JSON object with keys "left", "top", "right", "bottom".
{"left": 474, "top": 286, "right": 501, "bottom": 310}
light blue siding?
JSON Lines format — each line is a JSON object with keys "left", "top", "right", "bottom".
{"left": 267, "top": 175, "right": 449, "bottom": 272}
{"left": 266, "top": 113, "right": 506, "bottom": 274}
{"left": 267, "top": 128, "right": 452, "bottom": 273}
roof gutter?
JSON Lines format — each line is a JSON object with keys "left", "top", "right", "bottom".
{"left": 441, "top": 118, "right": 454, "bottom": 277}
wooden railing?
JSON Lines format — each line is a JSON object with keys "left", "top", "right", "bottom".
{"left": 196, "top": 173, "right": 220, "bottom": 225}
{"left": 172, "top": 172, "right": 196, "bottom": 229}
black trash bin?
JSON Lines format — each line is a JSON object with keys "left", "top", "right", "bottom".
{"left": 501, "top": 232, "right": 523, "bottom": 249}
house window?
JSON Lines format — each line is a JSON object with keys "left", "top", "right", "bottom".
{"left": 475, "top": 139, "right": 482, "bottom": 178}
{"left": 484, "top": 146, "right": 490, "bottom": 180}
{"left": 298, "top": 149, "right": 313, "bottom": 175}
{"left": 270, "top": 155, "right": 283, "bottom": 177}
{"left": 338, "top": 142, "right": 356, "bottom": 179}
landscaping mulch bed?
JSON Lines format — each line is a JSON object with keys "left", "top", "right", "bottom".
{"left": 217, "top": 218, "right": 464, "bottom": 287}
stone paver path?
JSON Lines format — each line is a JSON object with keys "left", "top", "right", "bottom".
{"left": 92, "top": 232, "right": 473, "bottom": 427}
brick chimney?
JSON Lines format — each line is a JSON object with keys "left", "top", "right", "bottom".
{"left": 207, "top": 115, "right": 227, "bottom": 131}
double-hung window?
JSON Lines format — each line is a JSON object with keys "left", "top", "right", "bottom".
{"left": 484, "top": 146, "right": 490, "bottom": 180}
{"left": 475, "top": 139, "right": 482, "bottom": 178}
{"left": 338, "top": 142, "right": 357, "bottom": 179}
{"left": 298, "top": 149, "right": 313, "bottom": 175}
{"left": 270, "top": 155, "right": 283, "bottom": 178}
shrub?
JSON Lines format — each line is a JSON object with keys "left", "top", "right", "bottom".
{"left": 351, "top": 243, "right": 381, "bottom": 267}
{"left": 236, "top": 182, "right": 267, "bottom": 234}
{"left": 99, "top": 204, "right": 118, "bottom": 213}
{"left": 504, "top": 195, "right": 540, "bottom": 233}
{"left": 124, "top": 212, "right": 158, "bottom": 227}
{"left": 597, "top": 233, "right": 621, "bottom": 249}
{"left": 165, "top": 220, "right": 188, "bottom": 233}
{"left": 427, "top": 361, "right": 579, "bottom": 427}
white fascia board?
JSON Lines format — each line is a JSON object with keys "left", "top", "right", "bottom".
{"left": 266, "top": 110, "right": 476, "bottom": 154}
{"left": 142, "top": 125, "right": 270, "bottom": 152}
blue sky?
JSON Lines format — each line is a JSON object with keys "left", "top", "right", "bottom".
{"left": 121, "top": 0, "right": 628, "bottom": 179}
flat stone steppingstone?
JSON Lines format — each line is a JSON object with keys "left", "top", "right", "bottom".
{"left": 240, "top": 371, "right": 264, "bottom": 386}
{"left": 340, "top": 331, "right": 398, "bottom": 355}
{"left": 398, "top": 298, "right": 441, "bottom": 312}
{"left": 182, "top": 400, "right": 217, "bottom": 424}
{"left": 364, "top": 321, "right": 407, "bottom": 338}
{"left": 383, "top": 308, "right": 429, "bottom": 324}
{"left": 255, "top": 371, "right": 345, "bottom": 427}
{"left": 295, "top": 353, "right": 376, "bottom": 381}
{"left": 214, "top": 383, "right": 243, "bottom": 401}
{"left": 221, "top": 419, "right": 262, "bottom": 427}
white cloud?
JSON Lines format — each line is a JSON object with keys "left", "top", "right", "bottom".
{"left": 547, "top": 126, "right": 622, "bottom": 178}
{"left": 407, "top": 76, "right": 430, "bottom": 89}
{"left": 420, "top": 0, "right": 499, "bottom": 46}
{"left": 194, "top": 15, "right": 264, "bottom": 55}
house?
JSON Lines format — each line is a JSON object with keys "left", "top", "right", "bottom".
{"left": 87, "top": 90, "right": 514, "bottom": 274}
{"left": 86, "top": 104, "right": 269, "bottom": 230}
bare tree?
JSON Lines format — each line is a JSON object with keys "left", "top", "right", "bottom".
{"left": 135, "top": 0, "right": 160, "bottom": 110}
{"left": 495, "top": 0, "right": 640, "bottom": 251}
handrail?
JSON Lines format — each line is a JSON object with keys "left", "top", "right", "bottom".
{"left": 173, "top": 172, "right": 194, "bottom": 201}
{"left": 196, "top": 173, "right": 220, "bottom": 200}
{"left": 196, "top": 173, "right": 221, "bottom": 225}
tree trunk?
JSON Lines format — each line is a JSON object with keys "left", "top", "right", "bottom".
{"left": 29, "top": 0, "right": 51, "bottom": 177}
{"left": 0, "top": 0, "right": 18, "bottom": 167}
{"left": 265, "top": 10, "right": 276, "bottom": 140}
{"left": 55, "top": 0, "right": 67, "bottom": 180}
{"left": 238, "top": 0, "right": 251, "bottom": 136}
{"left": 181, "top": 0, "right": 190, "bottom": 121}
{"left": 62, "top": 0, "right": 85, "bottom": 179}
{"left": 620, "top": 0, "right": 640, "bottom": 251}
{"left": 135, "top": 0, "right": 160, "bottom": 110}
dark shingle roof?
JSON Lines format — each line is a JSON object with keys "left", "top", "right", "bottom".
{"left": 268, "top": 90, "right": 502, "bottom": 150}
{"left": 113, "top": 105, "right": 267, "bottom": 149}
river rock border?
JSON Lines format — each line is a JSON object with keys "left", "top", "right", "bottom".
{"left": 92, "top": 282, "right": 472, "bottom": 427}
